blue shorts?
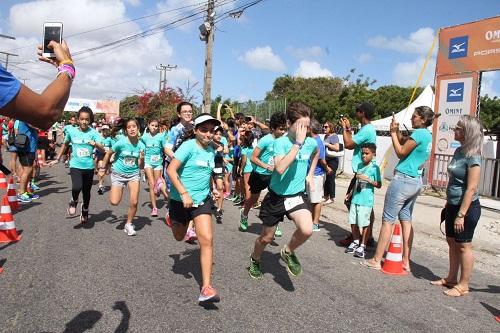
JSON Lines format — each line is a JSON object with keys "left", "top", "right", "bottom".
{"left": 144, "top": 163, "right": 163, "bottom": 171}
{"left": 382, "top": 172, "right": 422, "bottom": 223}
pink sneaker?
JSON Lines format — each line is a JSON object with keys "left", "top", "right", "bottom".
{"left": 151, "top": 207, "right": 158, "bottom": 217}
{"left": 223, "top": 192, "right": 230, "bottom": 199}
{"left": 154, "top": 177, "right": 163, "bottom": 195}
{"left": 165, "top": 212, "right": 172, "bottom": 228}
{"left": 184, "top": 227, "right": 197, "bottom": 243}
{"left": 198, "top": 285, "right": 220, "bottom": 303}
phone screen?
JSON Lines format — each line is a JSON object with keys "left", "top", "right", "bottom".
{"left": 44, "top": 26, "right": 62, "bottom": 54}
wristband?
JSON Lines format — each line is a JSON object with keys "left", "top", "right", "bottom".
{"left": 57, "top": 64, "right": 76, "bottom": 81}
{"left": 293, "top": 141, "right": 303, "bottom": 148}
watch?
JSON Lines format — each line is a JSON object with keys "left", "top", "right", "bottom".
{"left": 293, "top": 141, "right": 303, "bottom": 148}
{"left": 457, "top": 211, "right": 465, "bottom": 218}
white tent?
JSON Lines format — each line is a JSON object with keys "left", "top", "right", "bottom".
{"left": 371, "top": 85, "right": 435, "bottom": 131}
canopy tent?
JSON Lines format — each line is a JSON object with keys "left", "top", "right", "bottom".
{"left": 371, "top": 85, "right": 435, "bottom": 131}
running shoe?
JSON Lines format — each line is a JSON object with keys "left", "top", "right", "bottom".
{"left": 80, "top": 204, "right": 89, "bottom": 224}
{"left": 239, "top": 208, "right": 248, "bottom": 232}
{"left": 26, "top": 192, "right": 40, "bottom": 200}
{"left": 198, "top": 285, "right": 220, "bottom": 303}
{"left": 323, "top": 198, "right": 333, "bottom": 205}
{"left": 64, "top": 160, "right": 69, "bottom": 168}
{"left": 124, "top": 223, "right": 137, "bottom": 236}
{"left": 154, "top": 178, "right": 163, "bottom": 195}
{"left": 253, "top": 201, "right": 261, "bottom": 209}
{"left": 184, "top": 227, "right": 197, "bottom": 243}
{"left": 165, "top": 213, "right": 172, "bottom": 228}
{"left": 226, "top": 194, "right": 237, "bottom": 201}
{"left": 274, "top": 224, "right": 282, "bottom": 237}
{"left": 97, "top": 187, "right": 104, "bottom": 195}
{"left": 223, "top": 192, "right": 230, "bottom": 199}
{"left": 280, "top": 246, "right": 302, "bottom": 277}
{"left": 67, "top": 200, "right": 77, "bottom": 216}
{"left": 17, "top": 193, "right": 32, "bottom": 203}
{"left": 312, "top": 224, "right": 320, "bottom": 232}
{"left": 248, "top": 257, "right": 263, "bottom": 279}
{"left": 30, "top": 182, "right": 40, "bottom": 191}
{"left": 233, "top": 197, "right": 244, "bottom": 206}
{"left": 354, "top": 245, "right": 366, "bottom": 258}
{"left": 345, "top": 241, "right": 359, "bottom": 254}
{"left": 215, "top": 209, "right": 223, "bottom": 224}
{"left": 151, "top": 207, "right": 158, "bottom": 217}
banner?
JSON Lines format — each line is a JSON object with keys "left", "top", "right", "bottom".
{"left": 436, "top": 16, "right": 500, "bottom": 74}
{"left": 64, "top": 98, "right": 119, "bottom": 120}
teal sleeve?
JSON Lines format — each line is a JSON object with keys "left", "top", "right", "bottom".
{"left": 173, "top": 142, "right": 191, "bottom": 164}
{"left": 467, "top": 156, "right": 481, "bottom": 168}
{"left": 112, "top": 140, "right": 122, "bottom": 153}
{"left": 352, "top": 126, "right": 368, "bottom": 145}
{"left": 64, "top": 130, "right": 71, "bottom": 144}
{"left": 374, "top": 166, "right": 382, "bottom": 184}
{"left": 257, "top": 136, "right": 270, "bottom": 150}
{"left": 410, "top": 129, "right": 423, "bottom": 145}
{"left": 273, "top": 138, "right": 287, "bottom": 157}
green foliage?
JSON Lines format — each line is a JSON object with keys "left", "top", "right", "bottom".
{"left": 479, "top": 95, "right": 500, "bottom": 130}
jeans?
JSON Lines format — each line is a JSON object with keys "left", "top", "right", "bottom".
{"left": 382, "top": 171, "right": 422, "bottom": 223}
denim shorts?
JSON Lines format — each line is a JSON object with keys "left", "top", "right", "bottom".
{"left": 111, "top": 170, "right": 140, "bottom": 187}
{"left": 382, "top": 171, "right": 422, "bottom": 223}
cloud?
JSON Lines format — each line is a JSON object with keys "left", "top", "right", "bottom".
{"left": 481, "top": 71, "right": 499, "bottom": 98}
{"left": 356, "top": 53, "right": 373, "bottom": 64}
{"left": 125, "top": 0, "right": 141, "bottom": 6}
{"left": 287, "top": 46, "right": 324, "bottom": 59}
{"left": 238, "top": 46, "right": 286, "bottom": 72}
{"left": 368, "top": 27, "right": 436, "bottom": 55}
{"left": 393, "top": 57, "right": 436, "bottom": 87}
{"left": 294, "top": 60, "right": 333, "bottom": 78}
{"left": 4, "top": 0, "right": 196, "bottom": 100}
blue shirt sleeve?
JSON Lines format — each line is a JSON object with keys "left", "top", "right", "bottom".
{"left": 0, "top": 65, "right": 21, "bottom": 108}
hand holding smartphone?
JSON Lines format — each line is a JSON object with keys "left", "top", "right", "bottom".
{"left": 42, "top": 22, "right": 63, "bottom": 58}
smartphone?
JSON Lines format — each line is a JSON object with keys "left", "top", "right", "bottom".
{"left": 43, "top": 22, "right": 63, "bottom": 58}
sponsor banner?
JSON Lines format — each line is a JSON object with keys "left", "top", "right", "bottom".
{"left": 432, "top": 73, "right": 479, "bottom": 156}
{"left": 436, "top": 16, "right": 500, "bottom": 74}
{"left": 64, "top": 98, "right": 119, "bottom": 118}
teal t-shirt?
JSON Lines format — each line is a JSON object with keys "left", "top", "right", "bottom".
{"left": 352, "top": 124, "right": 376, "bottom": 173}
{"left": 220, "top": 136, "right": 228, "bottom": 149}
{"left": 225, "top": 146, "right": 234, "bottom": 173}
{"left": 352, "top": 161, "right": 382, "bottom": 207}
{"left": 446, "top": 148, "right": 481, "bottom": 205}
{"left": 395, "top": 128, "right": 432, "bottom": 177}
{"left": 170, "top": 139, "right": 216, "bottom": 205}
{"left": 111, "top": 137, "right": 145, "bottom": 175}
{"left": 242, "top": 146, "right": 254, "bottom": 173}
{"left": 254, "top": 133, "right": 275, "bottom": 175}
{"left": 65, "top": 127, "right": 102, "bottom": 170}
{"left": 102, "top": 136, "right": 116, "bottom": 151}
{"left": 141, "top": 132, "right": 166, "bottom": 166}
{"left": 270, "top": 136, "right": 318, "bottom": 196}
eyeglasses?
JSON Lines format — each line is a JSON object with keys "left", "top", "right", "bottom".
{"left": 323, "top": 126, "right": 329, "bottom": 129}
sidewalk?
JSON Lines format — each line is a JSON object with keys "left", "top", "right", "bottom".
{"left": 320, "top": 176, "right": 500, "bottom": 275}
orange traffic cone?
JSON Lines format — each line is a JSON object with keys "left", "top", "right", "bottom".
{"left": 0, "top": 171, "right": 7, "bottom": 189}
{"left": 0, "top": 196, "right": 22, "bottom": 243}
{"left": 381, "top": 224, "right": 407, "bottom": 276}
{"left": 7, "top": 178, "right": 19, "bottom": 211}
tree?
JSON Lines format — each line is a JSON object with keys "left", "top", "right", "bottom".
{"left": 479, "top": 95, "right": 500, "bottom": 130}
{"left": 119, "top": 87, "right": 183, "bottom": 122}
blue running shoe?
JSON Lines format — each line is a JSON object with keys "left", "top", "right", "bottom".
{"left": 17, "top": 193, "right": 32, "bottom": 203}
{"left": 26, "top": 192, "right": 40, "bottom": 200}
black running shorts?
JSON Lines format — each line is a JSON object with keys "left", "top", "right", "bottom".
{"left": 258, "top": 190, "right": 310, "bottom": 227}
{"left": 249, "top": 171, "right": 271, "bottom": 194}
{"left": 169, "top": 197, "right": 213, "bottom": 225}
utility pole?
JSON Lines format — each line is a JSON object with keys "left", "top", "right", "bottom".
{"left": 156, "top": 63, "right": 177, "bottom": 92}
{"left": 201, "top": 0, "right": 215, "bottom": 113}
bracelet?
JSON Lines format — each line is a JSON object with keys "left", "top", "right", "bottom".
{"left": 293, "top": 141, "right": 303, "bottom": 148}
{"left": 57, "top": 64, "right": 76, "bottom": 81}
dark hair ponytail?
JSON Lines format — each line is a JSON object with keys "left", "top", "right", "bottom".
{"left": 77, "top": 106, "right": 94, "bottom": 124}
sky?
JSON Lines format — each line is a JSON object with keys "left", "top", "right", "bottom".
{"left": 0, "top": 0, "right": 499, "bottom": 104}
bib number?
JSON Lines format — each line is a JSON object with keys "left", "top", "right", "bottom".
{"left": 284, "top": 195, "right": 304, "bottom": 211}
{"left": 124, "top": 157, "right": 136, "bottom": 167}
{"left": 76, "top": 148, "right": 91, "bottom": 158}
{"left": 150, "top": 155, "right": 161, "bottom": 163}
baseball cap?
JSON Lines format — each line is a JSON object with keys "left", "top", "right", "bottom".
{"left": 194, "top": 114, "right": 221, "bottom": 128}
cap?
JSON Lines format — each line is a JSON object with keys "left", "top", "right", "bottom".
{"left": 194, "top": 114, "right": 221, "bottom": 128}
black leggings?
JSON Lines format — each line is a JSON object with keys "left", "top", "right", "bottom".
{"left": 323, "top": 158, "right": 339, "bottom": 199}
{"left": 70, "top": 168, "right": 94, "bottom": 210}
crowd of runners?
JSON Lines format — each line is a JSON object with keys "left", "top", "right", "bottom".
{"left": 0, "top": 39, "right": 485, "bottom": 304}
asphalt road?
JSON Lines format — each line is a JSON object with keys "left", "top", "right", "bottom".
{"left": 1, "top": 165, "right": 499, "bottom": 332}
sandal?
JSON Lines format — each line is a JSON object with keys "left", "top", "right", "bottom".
{"left": 443, "top": 285, "right": 469, "bottom": 297}
{"left": 430, "top": 278, "right": 457, "bottom": 288}
{"left": 360, "top": 259, "right": 382, "bottom": 270}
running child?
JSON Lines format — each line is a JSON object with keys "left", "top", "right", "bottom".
{"left": 99, "top": 118, "right": 145, "bottom": 236}
{"left": 141, "top": 118, "right": 168, "bottom": 217}
{"left": 96, "top": 124, "right": 111, "bottom": 194}
{"left": 210, "top": 126, "right": 228, "bottom": 223}
{"left": 48, "top": 107, "right": 104, "bottom": 223}
{"left": 166, "top": 114, "right": 223, "bottom": 303}
{"left": 238, "top": 130, "right": 255, "bottom": 230}
{"left": 247, "top": 102, "right": 318, "bottom": 279}
{"left": 344, "top": 143, "right": 382, "bottom": 258}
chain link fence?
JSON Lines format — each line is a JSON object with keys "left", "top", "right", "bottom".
{"left": 233, "top": 99, "right": 287, "bottom": 121}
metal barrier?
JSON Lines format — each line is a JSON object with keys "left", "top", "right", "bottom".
{"left": 431, "top": 153, "right": 500, "bottom": 199}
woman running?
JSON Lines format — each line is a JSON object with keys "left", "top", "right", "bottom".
{"left": 211, "top": 126, "right": 228, "bottom": 223}
{"left": 99, "top": 118, "right": 145, "bottom": 236}
{"left": 97, "top": 124, "right": 111, "bottom": 194}
{"left": 166, "top": 114, "right": 223, "bottom": 303}
{"left": 141, "top": 118, "right": 168, "bottom": 217}
{"left": 48, "top": 107, "right": 104, "bottom": 223}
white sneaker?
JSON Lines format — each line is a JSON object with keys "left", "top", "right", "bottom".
{"left": 124, "top": 223, "right": 136, "bottom": 236}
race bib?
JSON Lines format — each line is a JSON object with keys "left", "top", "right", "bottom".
{"left": 150, "top": 155, "right": 161, "bottom": 163}
{"left": 76, "top": 148, "right": 91, "bottom": 158}
{"left": 124, "top": 157, "right": 136, "bottom": 167}
{"left": 284, "top": 195, "right": 304, "bottom": 211}
{"left": 196, "top": 160, "right": 209, "bottom": 167}
{"left": 268, "top": 157, "right": 274, "bottom": 166}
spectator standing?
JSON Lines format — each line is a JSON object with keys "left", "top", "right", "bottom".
{"left": 323, "top": 121, "right": 340, "bottom": 204}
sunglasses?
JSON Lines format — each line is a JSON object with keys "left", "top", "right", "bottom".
{"left": 323, "top": 125, "right": 329, "bottom": 129}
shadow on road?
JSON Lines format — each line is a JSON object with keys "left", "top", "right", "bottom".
{"left": 261, "top": 252, "right": 295, "bottom": 292}
{"left": 471, "top": 285, "right": 500, "bottom": 294}
{"left": 0, "top": 234, "right": 22, "bottom": 251}
{"left": 63, "top": 310, "right": 102, "bottom": 333}
{"left": 112, "top": 301, "right": 131, "bottom": 333}
{"left": 408, "top": 260, "right": 440, "bottom": 281}
{"left": 134, "top": 216, "right": 152, "bottom": 231}
{"left": 37, "top": 179, "right": 62, "bottom": 188}
{"left": 37, "top": 186, "right": 69, "bottom": 196}
{"left": 169, "top": 249, "right": 202, "bottom": 286}
{"left": 320, "top": 219, "right": 351, "bottom": 247}
{"left": 0, "top": 258, "right": 6, "bottom": 269}
{"left": 92, "top": 209, "right": 119, "bottom": 224}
